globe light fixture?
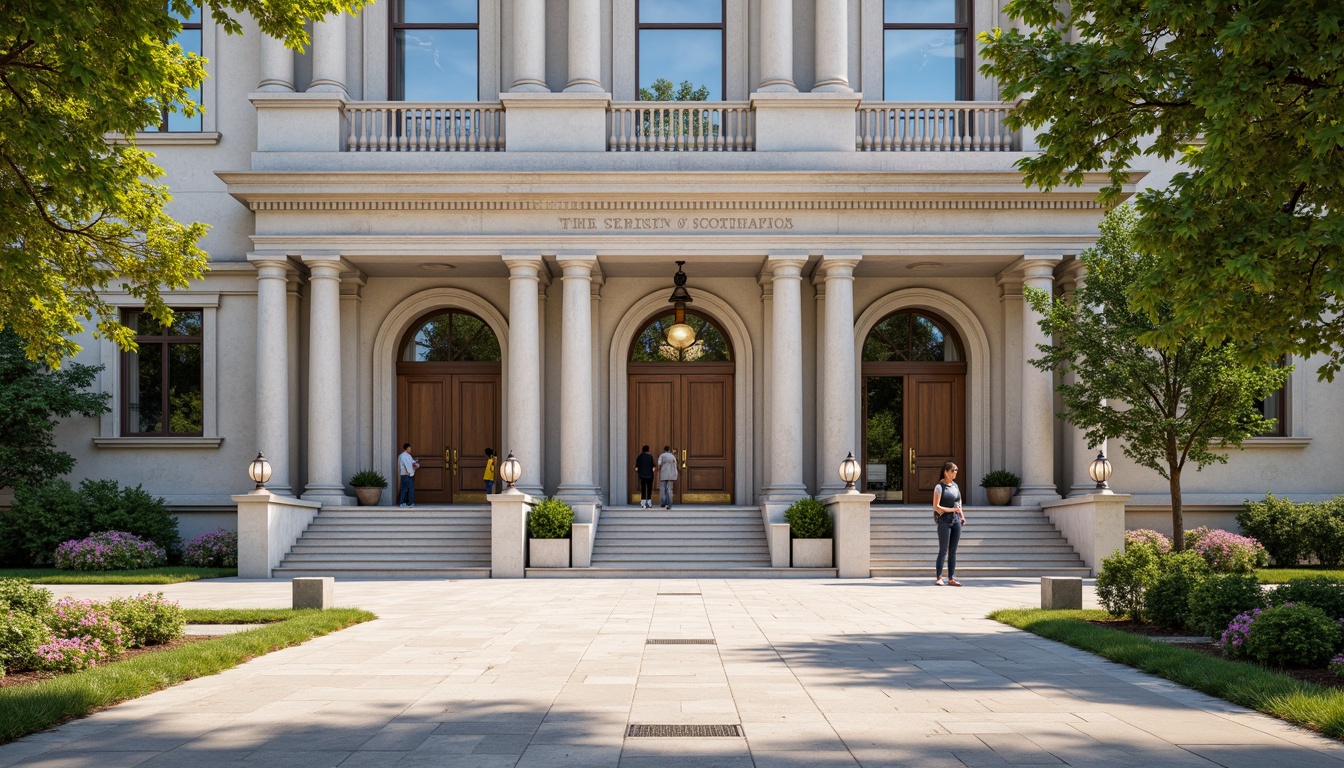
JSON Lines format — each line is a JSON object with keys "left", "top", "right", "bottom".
{"left": 665, "top": 261, "right": 697, "bottom": 350}
{"left": 1088, "top": 450, "right": 1113, "bottom": 492}
{"left": 248, "top": 452, "right": 273, "bottom": 491}
{"left": 839, "top": 452, "right": 861, "bottom": 491}
{"left": 499, "top": 451, "right": 522, "bottom": 490}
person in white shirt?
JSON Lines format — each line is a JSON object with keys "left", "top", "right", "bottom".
{"left": 656, "top": 445, "right": 678, "bottom": 510}
{"left": 397, "top": 443, "right": 419, "bottom": 507}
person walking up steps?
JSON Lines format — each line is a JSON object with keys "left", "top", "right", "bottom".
{"left": 656, "top": 445, "right": 678, "bottom": 510}
{"left": 933, "top": 461, "right": 966, "bottom": 586}
{"left": 634, "top": 445, "right": 655, "bottom": 508}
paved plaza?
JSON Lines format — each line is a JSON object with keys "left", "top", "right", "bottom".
{"left": 4, "top": 577, "right": 1344, "bottom": 767}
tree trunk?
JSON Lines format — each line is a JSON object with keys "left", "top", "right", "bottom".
{"left": 1170, "top": 470, "right": 1185, "bottom": 552}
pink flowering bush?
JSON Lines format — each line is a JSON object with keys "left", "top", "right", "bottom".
{"left": 182, "top": 529, "right": 238, "bottom": 568}
{"left": 35, "top": 637, "right": 111, "bottom": 674}
{"left": 53, "top": 531, "right": 166, "bottom": 571}
{"left": 1217, "top": 608, "right": 1261, "bottom": 659}
{"left": 44, "top": 598, "right": 127, "bottom": 669}
{"left": 1330, "top": 654, "right": 1344, "bottom": 677}
{"left": 1186, "top": 527, "right": 1269, "bottom": 574}
{"left": 1125, "top": 529, "right": 1172, "bottom": 554}
{"left": 108, "top": 593, "right": 185, "bottom": 647}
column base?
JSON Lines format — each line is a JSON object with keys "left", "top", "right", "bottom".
{"left": 300, "top": 486, "right": 356, "bottom": 507}
{"left": 1013, "top": 485, "right": 1062, "bottom": 506}
{"left": 760, "top": 485, "right": 809, "bottom": 524}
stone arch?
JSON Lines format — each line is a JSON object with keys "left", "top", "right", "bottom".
{"left": 608, "top": 288, "right": 754, "bottom": 505}
{"left": 372, "top": 288, "right": 509, "bottom": 504}
{"left": 854, "top": 288, "right": 992, "bottom": 505}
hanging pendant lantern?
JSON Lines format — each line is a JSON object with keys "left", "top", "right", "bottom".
{"left": 665, "top": 261, "right": 697, "bottom": 350}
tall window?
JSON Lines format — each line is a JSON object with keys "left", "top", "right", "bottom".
{"left": 637, "top": 0, "right": 725, "bottom": 100}
{"left": 883, "top": 0, "right": 969, "bottom": 101}
{"left": 1255, "top": 359, "right": 1289, "bottom": 437}
{"left": 122, "top": 310, "right": 203, "bottom": 436}
{"left": 150, "top": 5, "right": 203, "bottom": 131}
{"left": 393, "top": 0, "right": 479, "bottom": 101}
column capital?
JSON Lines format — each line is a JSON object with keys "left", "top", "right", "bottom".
{"left": 820, "top": 252, "right": 863, "bottom": 278}
{"left": 765, "top": 252, "right": 809, "bottom": 278}
{"left": 300, "top": 253, "right": 348, "bottom": 279}
{"left": 339, "top": 270, "right": 366, "bottom": 298}
{"left": 502, "top": 253, "right": 545, "bottom": 276}
{"left": 247, "top": 253, "right": 297, "bottom": 276}
{"left": 1014, "top": 253, "right": 1064, "bottom": 282}
{"left": 556, "top": 252, "right": 598, "bottom": 277}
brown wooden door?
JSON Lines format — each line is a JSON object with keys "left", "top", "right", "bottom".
{"left": 396, "top": 368, "right": 500, "bottom": 504}
{"left": 905, "top": 373, "right": 966, "bottom": 504}
{"left": 628, "top": 365, "right": 733, "bottom": 505}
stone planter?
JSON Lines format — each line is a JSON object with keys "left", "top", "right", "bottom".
{"left": 792, "top": 538, "right": 833, "bottom": 568}
{"left": 985, "top": 486, "right": 1015, "bottom": 506}
{"left": 354, "top": 487, "right": 384, "bottom": 506}
{"left": 529, "top": 538, "right": 571, "bottom": 568}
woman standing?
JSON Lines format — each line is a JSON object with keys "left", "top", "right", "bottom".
{"left": 933, "top": 461, "right": 966, "bottom": 586}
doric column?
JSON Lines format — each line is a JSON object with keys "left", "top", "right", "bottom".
{"left": 504, "top": 255, "right": 545, "bottom": 497}
{"left": 511, "top": 0, "right": 549, "bottom": 91}
{"left": 556, "top": 254, "right": 601, "bottom": 515}
{"left": 1018, "top": 258, "right": 1061, "bottom": 503}
{"left": 819, "top": 253, "right": 861, "bottom": 494}
{"left": 259, "top": 37, "right": 295, "bottom": 92}
{"left": 813, "top": 0, "right": 850, "bottom": 92}
{"left": 1061, "top": 266, "right": 1105, "bottom": 496}
{"left": 764, "top": 254, "right": 808, "bottom": 501}
{"left": 309, "top": 13, "right": 347, "bottom": 94}
{"left": 301, "top": 256, "right": 351, "bottom": 505}
{"left": 759, "top": 0, "right": 797, "bottom": 92}
{"left": 564, "top": 0, "right": 603, "bottom": 92}
{"left": 339, "top": 272, "right": 364, "bottom": 494}
{"left": 250, "top": 256, "right": 293, "bottom": 496}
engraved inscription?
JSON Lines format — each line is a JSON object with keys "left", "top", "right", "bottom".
{"left": 556, "top": 216, "right": 794, "bottom": 232}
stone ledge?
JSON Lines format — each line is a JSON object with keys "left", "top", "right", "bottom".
{"left": 93, "top": 436, "right": 224, "bottom": 448}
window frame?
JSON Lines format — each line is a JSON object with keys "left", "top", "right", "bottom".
{"left": 389, "top": 0, "right": 481, "bottom": 101}
{"left": 881, "top": 0, "right": 973, "bottom": 102}
{"left": 120, "top": 308, "right": 205, "bottom": 438}
{"left": 635, "top": 0, "right": 728, "bottom": 101}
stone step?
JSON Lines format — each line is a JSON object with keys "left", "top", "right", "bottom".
{"left": 282, "top": 552, "right": 489, "bottom": 563}
{"left": 272, "top": 566, "right": 492, "bottom": 578}
{"left": 290, "top": 545, "right": 490, "bottom": 555}
{"left": 528, "top": 567, "right": 833, "bottom": 579}
{"left": 871, "top": 566, "right": 1092, "bottom": 577}
{"left": 872, "top": 545, "right": 1079, "bottom": 555}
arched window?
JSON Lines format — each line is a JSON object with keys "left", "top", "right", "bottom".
{"left": 630, "top": 312, "right": 732, "bottom": 362}
{"left": 400, "top": 310, "right": 500, "bottom": 362}
{"left": 863, "top": 311, "right": 961, "bottom": 362}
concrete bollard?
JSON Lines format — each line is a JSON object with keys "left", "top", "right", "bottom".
{"left": 1041, "top": 576, "right": 1083, "bottom": 610}
{"left": 292, "top": 577, "right": 334, "bottom": 609}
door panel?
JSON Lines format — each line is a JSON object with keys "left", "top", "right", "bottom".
{"left": 906, "top": 373, "right": 965, "bottom": 504}
{"left": 396, "top": 371, "right": 500, "bottom": 504}
{"left": 454, "top": 377, "right": 501, "bottom": 503}
{"left": 628, "top": 376, "right": 677, "bottom": 504}
{"left": 627, "top": 371, "right": 733, "bottom": 505}
{"left": 398, "top": 377, "right": 447, "bottom": 499}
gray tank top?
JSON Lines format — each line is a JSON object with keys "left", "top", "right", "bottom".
{"left": 938, "top": 481, "right": 961, "bottom": 509}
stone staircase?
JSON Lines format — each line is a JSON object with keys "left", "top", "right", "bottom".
{"left": 273, "top": 506, "right": 492, "bottom": 578}
{"left": 870, "top": 506, "right": 1090, "bottom": 577}
{"left": 531, "top": 506, "right": 828, "bottom": 578}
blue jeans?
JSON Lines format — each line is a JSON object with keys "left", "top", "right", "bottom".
{"left": 936, "top": 514, "right": 962, "bottom": 578}
{"left": 398, "top": 475, "right": 415, "bottom": 506}
{"left": 485, "top": 480, "right": 495, "bottom": 494}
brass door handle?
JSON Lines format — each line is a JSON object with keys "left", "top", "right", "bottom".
{"left": 910, "top": 448, "right": 916, "bottom": 475}
{"left": 452, "top": 449, "right": 458, "bottom": 475}
{"left": 444, "top": 447, "right": 450, "bottom": 465}
{"left": 681, "top": 449, "right": 687, "bottom": 469}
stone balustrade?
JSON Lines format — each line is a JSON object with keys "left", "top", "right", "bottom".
{"left": 856, "top": 102, "right": 1018, "bottom": 152}
{"left": 344, "top": 102, "right": 505, "bottom": 152}
{"left": 607, "top": 102, "right": 755, "bottom": 152}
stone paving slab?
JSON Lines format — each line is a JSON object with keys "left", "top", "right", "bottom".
{"left": 1, "top": 578, "right": 1343, "bottom": 767}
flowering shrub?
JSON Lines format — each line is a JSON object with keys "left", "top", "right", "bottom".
{"left": 0, "top": 578, "right": 53, "bottom": 618}
{"left": 1217, "top": 608, "right": 1262, "bottom": 659}
{"left": 1330, "top": 654, "right": 1344, "bottom": 677}
{"left": 108, "top": 593, "right": 185, "bottom": 647}
{"left": 46, "top": 598, "right": 127, "bottom": 664}
{"left": 1242, "top": 603, "right": 1342, "bottom": 668}
{"left": 35, "top": 637, "right": 111, "bottom": 673}
{"left": 1187, "top": 528, "right": 1269, "bottom": 574}
{"left": 1188, "top": 573, "right": 1265, "bottom": 639}
{"left": 182, "top": 529, "right": 238, "bottom": 568}
{"left": 1, "top": 610, "right": 52, "bottom": 674}
{"left": 1125, "top": 529, "right": 1172, "bottom": 554}
{"left": 53, "top": 531, "right": 166, "bottom": 571}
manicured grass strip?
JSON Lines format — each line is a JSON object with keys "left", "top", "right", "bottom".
{"left": 183, "top": 608, "right": 292, "bottom": 624}
{"left": 1256, "top": 567, "right": 1344, "bottom": 584}
{"left": 991, "top": 608, "right": 1344, "bottom": 740}
{"left": 0, "top": 567, "right": 237, "bottom": 584}
{"left": 0, "top": 608, "right": 375, "bottom": 745}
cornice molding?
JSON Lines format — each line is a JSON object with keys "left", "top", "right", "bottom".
{"left": 246, "top": 198, "right": 1103, "bottom": 212}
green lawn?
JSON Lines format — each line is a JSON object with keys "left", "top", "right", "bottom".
{"left": 992, "top": 608, "right": 1344, "bottom": 739}
{"left": 0, "top": 607, "right": 376, "bottom": 744}
{"left": 1256, "top": 567, "right": 1344, "bottom": 584}
{"left": 0, "top": 567, "right": 236, "bottom": 584}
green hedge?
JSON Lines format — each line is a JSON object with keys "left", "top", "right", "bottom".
{"left": 1, "top": 479, "right": 180, "bottom": 566}
{"left": 1239, "top": 494, "right": 1344, "bottom": 567}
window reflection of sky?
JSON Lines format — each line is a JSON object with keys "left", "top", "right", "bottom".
{"left": 403, "top": 0, "right": 477, "bottom": 23}
{"left": 884, "top": 29, "right": 961, "bottom": 101}
{"left": 168, "top": 28, "right": 202, "bottom": 130}
{"left": 398, "top": 30, "right": 478, "bottom": 101}
{"left": 639, "top": 0, "right": 721, "bottom": 23}
{"left": 883, "top": 0, "right": 959, "bottom": 24}
{"left": 639, "top": 30, "right": 722, "bottom": 100}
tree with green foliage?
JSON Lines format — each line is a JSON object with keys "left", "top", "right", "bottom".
{"left": 0, "top": 329, "right": 109, "bottom": 492}
{"left": 1, "top": 0, "right": 367, "bottom": 367}
{"left": 1025, "top": 206, "right": 1290, "bottom": 549}
{"left": 636, "top": 79, "right": 714, "bottom": 144}
{"left": 980, "top": 0, "right": 1344, "bottom": 378}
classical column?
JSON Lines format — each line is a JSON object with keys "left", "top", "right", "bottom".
{"left": 764, "top": 254, "right": 808, "bottom": 501}
{"left": 309, "top": 13, "right": 347, "bottom": 94}
{"left": 259, "top": 37, "right": 295, "bottom": 92}
{"left": 301, "top": 256, "right": 351, "bottom": 504}
{"left": 1018, "top": 258, "right": 1061, "bottom": 503}
{"left": 339, "top": 273, "right": 363, "bottom": 494}
{"left": 556, "top": 254, "right": 601, "bottom": 514}
{"left": 759, "top": 0, "right": 797, "bottom": 92}
{"left": 504, "top": 255, "right": 545, "bottom": 497}
{"left": 250, "top": 257, "right": 293, "bottom": 496}
{"left": 564, "top": 0, "right": 603, "bottom": 92}
{"left": 511, "top": 0, "right": 549, "bottom": 91}
{"left": 1061, "top": 267, "right": 1105, "bottom": 496}
{"left": 813, "top": 0, "right": 851, "bottom": 92}
{"left": 819, "top": 254, "right": 861, "bottom": 494}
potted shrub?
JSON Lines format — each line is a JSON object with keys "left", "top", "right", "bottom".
{"left": 349, "top": 470, "right": 388, "bottom": 506}
{"left": 785, "top": 497, "right": 833, "bottom": 568}
{"left": 528, "top": 497, "right": 574, "bottom": 568}
{"left": 980, "top": 470, "right": 1020, "bottom": 506}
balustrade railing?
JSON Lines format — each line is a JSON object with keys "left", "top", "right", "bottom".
{"left": 856, "top": 103, "right": 1016, "bottom": 152}
{"left": 608, "top": 102, "right": 754, "bottom": 151}
{"left": 345, "top": 103, "right": 504, "bottom": 152}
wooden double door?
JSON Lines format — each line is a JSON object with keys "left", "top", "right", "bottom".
{"left": 396, "top": 363, "right": 500, "bottom": 504}
{"left": 628, "top": 364, "right": 734, "bottom": 505}
{"left": 862, "top": 363, "right": 966, "bottom": 505}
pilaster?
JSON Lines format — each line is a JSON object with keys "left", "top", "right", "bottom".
{"left": 819, "top": 253, "right": 862, "bottom": 495}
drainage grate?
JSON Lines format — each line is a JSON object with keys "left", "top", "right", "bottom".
{"left": 646, "top": 638, "right": 716, "bottom": 645}
{"left": 657, "top": 592, "right": 702, "bottom": 596}
{"left": 627, "top": 724, "right": 742, "bottom": 738}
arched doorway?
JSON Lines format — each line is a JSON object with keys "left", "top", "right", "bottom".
{"left": 396, "top": 309, "right": 502, "bottom": 504}
{"left": 627, "top": 312, "right": 734, "bottom": 505}
{"left": 862, "top": 310, "right": 967, "bottom": 504}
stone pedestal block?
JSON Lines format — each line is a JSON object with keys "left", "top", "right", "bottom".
{"left": 490, "top": 490, "right": 537, "bottom": 578}
{"left": 1041, "top": 577, "right": 1083, "bottom": 610}
{"left": 571, "top": 523, "right": 594, "bottom": 568}
{"left": 500, "top": 93, "right": 610, "bottom": 151}
{"left": 529, "top": 538, "right": 571, "bottom": 568}
{"left": 252, "top": 93, "right": 345, "bottom": 152}
{"left": 234, "top": 491, "right": 321, "bottom": 578}
{"left": 751, "top": 93, "right": 862, "bottom": 151}
{"left": 1040, "top": 493, "right": 1130, "bottom": 576}
{"left": 293, "top": 577, "right": 334, "bottom": 609}
{"left": 823, "top": 491, "right": 874, "bottom": 578}
{"left": 792, "top": 538, "right": 833, "bottom": 568}
{"left": 768, "top": 523, "right": 791, "bottom": 568}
